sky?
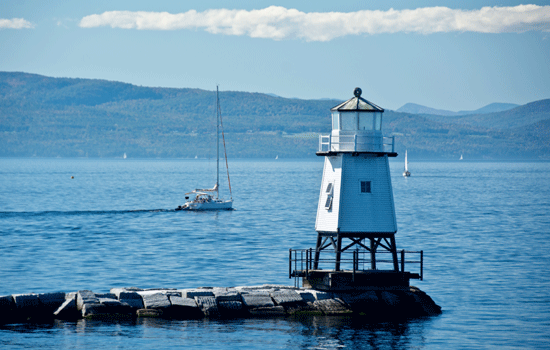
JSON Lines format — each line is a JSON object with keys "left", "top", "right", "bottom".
{"left": 1, "top": 0, "right": 549, "bottom": 111}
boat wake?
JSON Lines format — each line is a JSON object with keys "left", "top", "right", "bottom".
{"left": 0, "top": 209, "right": 174, "bottom": 218}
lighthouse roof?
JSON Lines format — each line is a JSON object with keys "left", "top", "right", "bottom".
{"left": 331, "top": 87, "right": 384, "bottom": 112}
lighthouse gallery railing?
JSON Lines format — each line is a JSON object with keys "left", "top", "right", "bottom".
{"left": 319, "top": 134, "right": 395, "bottom": 153}
{"left": 289, "top": 248, "right": 423, "bottom": 287}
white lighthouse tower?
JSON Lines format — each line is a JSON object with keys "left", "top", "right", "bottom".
{"left": 315, "top": 87, "right": 396, "bottom": 239}
{"left": 290, "top": 88, "right": 422, "bottom": 291}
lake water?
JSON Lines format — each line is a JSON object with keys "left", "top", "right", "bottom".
{"left": 1, "top": 158, "right": 549, "bottom": 349}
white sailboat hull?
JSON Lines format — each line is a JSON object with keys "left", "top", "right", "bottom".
{"left": 185, "top": 199, "right": 233, "bottom": 210}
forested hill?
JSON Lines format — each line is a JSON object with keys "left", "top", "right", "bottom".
{"left": 1, "top": 71, "right": 549, "bottom": 159}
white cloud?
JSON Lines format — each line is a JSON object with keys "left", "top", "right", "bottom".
{"left": 0, "top": 18, "right": 34, "bottom": 29}
{"left": 79, "top": 5, "right": 550, "bottom": 41}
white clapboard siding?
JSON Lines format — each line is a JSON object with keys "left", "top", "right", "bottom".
{"left": 315, "top": 153, "right": 397, "bottom": 233}
{"left": 339, "top": 154, "right": 396, "bottom": 233}
{"left": 315, "top": 156, "right": 342, "bottom": 232}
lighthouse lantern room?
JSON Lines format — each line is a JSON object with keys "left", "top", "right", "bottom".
{"left": 290, "top": 88, "right": 423, "bottom": 291}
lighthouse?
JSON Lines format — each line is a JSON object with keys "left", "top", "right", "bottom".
{"left": 290, "top": 88, "right": 422, "bottom": 291}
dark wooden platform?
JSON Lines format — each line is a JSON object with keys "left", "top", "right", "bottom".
{"left": 300, "top": 270, "right": 420, "bottom": 292}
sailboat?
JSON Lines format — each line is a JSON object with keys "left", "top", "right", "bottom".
{"left": 459, "top": 154, "right": 463, "bottom": 160}
{"left": 176, "top": 86, "right": 233, "bottom": 211}
{"left": 403, "top": 150, "right": 411, "bottom": 177}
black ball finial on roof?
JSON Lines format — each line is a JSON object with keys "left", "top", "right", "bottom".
{"left": 354, "top": 87, "right": 362, "bottom": 98}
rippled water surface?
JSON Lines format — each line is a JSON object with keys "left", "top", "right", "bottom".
{"left": 1, "top": 158, "right": 549, "bottom": 349}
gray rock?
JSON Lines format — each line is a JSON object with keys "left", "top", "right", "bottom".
{"left": 218, "top": 300, "right": 243, "bottom": 310}
{"left": 296, "top": 290, "right": 316, "bottom": 303}
{"left": 238, "top": 289, "right": 271, "bottom": 296}
{"left": 166, "top": 296, "right": 202, "bottom": 319}
{"left": 311, "top": 290, "right": 333, "bottom": 301}
{"left": 13, "top": 293, "right": 40, "bottom": 309}
{"left": 76, "top": 290, "right": 99, "bottom": 310}
{"left": 180, "top": 289, "right": 214, "bottom": 298}
{"left": 53, "top": 298, "right": 80, "bottom": 320}
{"left": 38, "top": 292, "right": 66, "bottom": 312}
{"left": 169, "top": 295, "right": 198, "bottom": 308}
{"left": 66, "top": 292, "right": 77, "bottom": 300}
{"left": 241, "top": 293, "right": 275, "bottom": 309}
{"left": 284, "top": 302, "right": 318, "bottom": 315}
{"left": 338, "top": 291, "right": 378, "bottom": 307}
{"left": 0, "top": 295, "right": 14, "bottom": 307}
{"left": 137, "top": 308, "right": 163, "bottom": 318}
{"left": 249, "top": 306, "right": 286, "bottom": 316}
{"left": 213, "top": 289, "right": 242, "bottom": 302}
{"left": 81, "top": 303, "right": 107, "bottom": 318}
{"left": 403, "top": 291, "right": 428, "bottom": 316}
{"left": 408, "top": 288, "right": 441, "bottom": 316}
{"left": 98, "top": 298, "right": 122, "bottom": 306}
{"left": 12, "top": 293, "right": 45, "bottom": 320}
{"left": 118, "top": 291, "right": 144, "bottom": 309}
{"left": 98, "top": 298, "right": 133, "bottom": 315}
{"left": 260, "top": 284, "right": 297, "bottom": 290}
{"left": 312, "top": 298, "right": 352, "bottom": 315}
{"left": 270, "top": 290, "right": 304, "bottom": 306}
{"left": 194, "top": 296, "right": 219, "bottom": 317}
{"left": 140, "top": 289, "right": 180, "bottom": 297}
{"left": 0, "top": 295, "right": 15, "bottom": 324}
{"left": 218, "top": 300, "right": 247, "bottom": 318}
{"left": 110, "top": 287, "right": 143, "bottom": 296}
{"left": 96, "top": 293, "right": 117, "bottom": 300}
{"left": 141, "top": 293, "right": 171, "bottom": 309}
{"left": 380, "top": 291, "right": 400, "bottom": 307}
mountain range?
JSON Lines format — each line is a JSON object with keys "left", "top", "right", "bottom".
{"left": 1, "top": 71, "right": 549, "bottom": 160}
{"left": 396, "top": 102, "right": 519, "bottom": 116}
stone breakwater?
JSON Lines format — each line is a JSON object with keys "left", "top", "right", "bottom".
{"left": 0, "top": 285, "right": 441, "bottom": 324}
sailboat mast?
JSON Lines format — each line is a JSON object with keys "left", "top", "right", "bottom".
{"left": 216, "top": 86, "right": 220, "bottom": 199}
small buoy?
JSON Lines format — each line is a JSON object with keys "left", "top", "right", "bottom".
{"left": 71, "top": 176, "right": 74, "bottom": 179}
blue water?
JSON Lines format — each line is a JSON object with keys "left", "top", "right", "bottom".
{"left": 1, "top": 158, "right": 549, "bottom": 349}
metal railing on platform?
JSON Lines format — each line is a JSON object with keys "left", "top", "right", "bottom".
{"left": 318, "top": 135, "right": 395, "bottom": 153}
{"left": 289, "top": 248, "right": 423, "bottom": 287}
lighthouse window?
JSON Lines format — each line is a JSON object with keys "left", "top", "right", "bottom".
{"left": 324, "top": 196, "right": 333, "bottom": 210}
{"left": 341, "top": 113, "right": 356, "bottom": 131}
{"left": 374, "top": 113, "right": 382, "bottom": 130}
{"left": 361, "top": 181, "right": 371, "bottom": 193}
{"left": 332, "top": 112, "right": 340, "bottom": 130}
{"left": 325, "top": 182, "right": 334, "bottom": 209}
{"left": 359, "top": 114, "right": 374, "bottom": 130}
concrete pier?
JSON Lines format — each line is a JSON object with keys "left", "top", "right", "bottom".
{"left": 0, "top": 284, "right": 440, "bottom": 324}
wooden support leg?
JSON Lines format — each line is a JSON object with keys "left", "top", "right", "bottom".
{"left": 313, "top": 234, "right": 322, "bottom": 269}
{"left": 390, "top": 235, "right": 399, "bottom": 271}
{"left": 335, "top": 234, "right": 342, "bottom": 271}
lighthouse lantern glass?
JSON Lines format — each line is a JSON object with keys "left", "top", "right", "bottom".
{"left": 359, "top": 113, "right": 375, "bottom": 131}
{"left": 341, "top": 112, "right": 356, "bottom": 131}
{"left": 374, "top": 112, "right": 382, "bottom": 130}
{"left": 332, "top": 112, "right": 340, "bottom": 130}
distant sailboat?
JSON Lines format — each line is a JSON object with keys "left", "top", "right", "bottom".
{"left": 459, "top": 154, "right": 463, "bottom": 160}
{"left": 176, "top": 86, "right": 233, "bottom": 211}
{"left": 275, "top": 155, "right": 278, "bottom": 160}
{"left": 123, "top": 153, "right": 127, "bottom": 159}
{"left": 403, "top": 150, "right": 411, "bottom": 177}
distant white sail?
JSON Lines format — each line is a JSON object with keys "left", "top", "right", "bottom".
{"left": 403, "top": 150, "right": 411, "bottom": 177}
